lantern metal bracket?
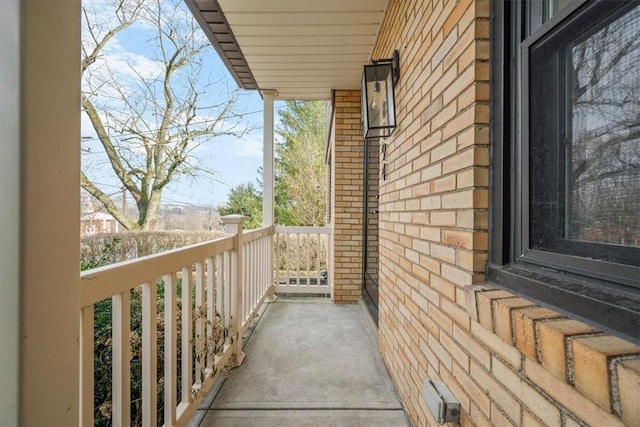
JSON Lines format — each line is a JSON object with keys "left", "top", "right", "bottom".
{"left": 370, "top": 50, "right": 400, "bottom": 87}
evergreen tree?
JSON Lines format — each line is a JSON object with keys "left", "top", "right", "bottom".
{"left": 219, "top": 183, "right": 263, "bottom": 229}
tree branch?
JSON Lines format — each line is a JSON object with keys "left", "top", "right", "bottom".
{"left": 81, "top": 172, "right": 138, "bottom": 230}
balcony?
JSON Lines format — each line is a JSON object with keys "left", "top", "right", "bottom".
{"left": 80, "top": 216, "right": 405, "bottom": 426}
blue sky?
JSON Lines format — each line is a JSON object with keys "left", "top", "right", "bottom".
{"left": 81, "top": 0, "right": 284, "bottom": 207}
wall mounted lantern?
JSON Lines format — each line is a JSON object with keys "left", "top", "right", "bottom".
{"left": 361, "top": 50, "right": 399, "bottom": 139}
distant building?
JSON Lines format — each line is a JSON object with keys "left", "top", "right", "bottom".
{"left": 80, "top": 211, "right": 119, "bottom": 237}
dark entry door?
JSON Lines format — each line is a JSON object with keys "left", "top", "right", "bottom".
{"left": 363, "top": 137, "right": 380, "bottom": 323}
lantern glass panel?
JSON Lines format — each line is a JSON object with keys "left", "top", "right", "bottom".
{"left": 362, "top": 62, "right": 396, "bottom": 139}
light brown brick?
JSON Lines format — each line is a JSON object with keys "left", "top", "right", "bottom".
{"left": 491, "top": 404, "right": 515, "bottom": 427}
{"left": 522, "top": 410, "right": 544, "bottom": 427}
{"left": 453, "top": 360, "right": 490, "bottom": 414}
{"left": 471, "top": 361, "right": 521, "bottom": 422}
{"left": 475, "top": 289, "right": 513, "bottom": 330}
{"left": 441, "top": 298, "right": 471, "bottom": 331}
{"left": 453, "top": 324, "right": 491, "bottom": 369}
{"left": 616, "top": 358, "right": 640, "bottom": 426}
{"left": 493, "top": 297, "right": 536, "bottom": 344}
{"left": 468, "top": 402, "right": 492, "bottom": 427}
{"left": 572, "top": 335, "right": 640, "bottom": 410}
{"left": 564, "top": 416, "right": 583, "bottom": 427}
{"left": 524, "top": 358, "right": 626, "bottom": 427}
{"left": 443, "top": 0, "right": 472, "bottom": 36}
{"left": 441, "top": 330, "right": 470, "bottom": 370}
{"left": 537, "top": 319, "right": 600, "bottom": 381}
{"left": 471, "top": 320, "right": 522, "bottom": 368}
{"left": 513, "top": 307, "right": 564, "bottom": 360}
{"left": 430, "top": 271, "right": 456, "bottom": 299}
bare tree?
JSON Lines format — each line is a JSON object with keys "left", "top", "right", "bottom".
{"left": 81, "top": 0, "right": 248, "bottom": 229}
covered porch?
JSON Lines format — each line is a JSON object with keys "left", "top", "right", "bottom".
{"left": 5, "top": 0, "right": 640, "bottom": 426}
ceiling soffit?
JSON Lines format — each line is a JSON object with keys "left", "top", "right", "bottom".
{"left": 186, "top": 0, "right": 389, "bottom": 100}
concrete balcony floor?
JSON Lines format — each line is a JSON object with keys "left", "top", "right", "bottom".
{"left": 192, "top": 297, "right": 410, "bottom": 426}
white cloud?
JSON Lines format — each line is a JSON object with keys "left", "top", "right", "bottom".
{"left": 228, "top": 134, "right": 263, "bottom": 158}
{"left": 100, "top": 50, "right": 164, "bottom": 81}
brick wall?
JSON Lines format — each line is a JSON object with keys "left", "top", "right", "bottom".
{"left": 368, "top": 0, "right": 640, "bottom": 426}
{"left": 330, "top": 90, "right": 365, "bottom": 304}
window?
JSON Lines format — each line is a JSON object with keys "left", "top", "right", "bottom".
{"left": 490, "top": 0, "right": 639, "bottom": 342}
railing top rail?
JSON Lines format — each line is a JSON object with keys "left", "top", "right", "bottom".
{"left": 241, "top": 225, "right": 274, "bottom": 243}
{"left": 80, "top": 235, "right": 234, "bottom": 308}
{"left": 275, "top": 225, "right": 332, "bottom": 234}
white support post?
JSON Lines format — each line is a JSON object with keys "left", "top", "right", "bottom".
{"left": 19, "top": 1, "right": 81, "bottom": 425}
{"left": 221, "top": 215, "right": 247, "bottom": 365}
{"left": 262, "top": 89, "right": 277, "bottom": 227}
{"left": 262, "top": 90, "right": 278, "bottom": 303}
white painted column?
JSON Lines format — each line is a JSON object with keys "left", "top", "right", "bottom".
{"left": 0, "top": 1, "right": 21, "bottom": 425}
{"left": 20, "top": 0, "right": 81, "bottom": 425}
{"left": 261, "top": 90, "right": 277, "bottom": 227}
{"left": 261, "top": 90, "right": 277, "bottom": 301}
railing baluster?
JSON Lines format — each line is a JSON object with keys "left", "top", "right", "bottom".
{"left": 207, "top": 257, "right": 216, "bottom": 371}
{"left": 306, "top": 233, "right": 311, "bottom": 287}
{"left": 141, "top": 282, "right": 157, "bottom": 427}
{"left": 296, "top": 232, "right": 301, "bottom": 286}
{"left": 218, "top": 253, "right": 228, "bottom": 347}
{"left": 253, "top": 240, "right": 258, "bottom": 303}
{"left": 80, "top": 306, "right": 94, "bottom": 427}
{"left": 316, "top": 233, "right": 321, "bottom": 287}
{"left": 243, "top": 244, "right": 248, "bottom": 321}
{"left": 230, "top": 248, "right": 241, "bottom": 352}
{"left": 245, "top": 243, "right": 249, "bottom": 317}
{"left": 285, "top": 234, "right": 290, "bottom": 288}
{"left": 252, "top": 241, "right": 257, "bottom": 311}
{"left": 195, "top": 262, "right": 205, "bottom": 386}
{"left": 224, "top": 252, "right": 231, "bottom": 345}
{"left": 263, "top": 237, "right": 268, "bottom": 295}
{"left": 164, "top": 273, "right": 177, "bottom": 425}
{"left": 275, "top": 233, "right": 280, "bottom": 287}
{"left": 326, "top": 233, "right": 331, "bottom": 289}
{"left": 181, "top": 266, "right": 193, "bottom": 406}
{"left": 247, "top": 243, "right": 252, "bottom": 319}
{"left": 259, "top": 238, "right": 264, "bottom": 296}
{"left": 112, "top": 291, "right": 131, "bottom": 427}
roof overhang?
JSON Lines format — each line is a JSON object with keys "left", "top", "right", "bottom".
{"left": 185, "top": 0, "right": 389, "bottom": 100}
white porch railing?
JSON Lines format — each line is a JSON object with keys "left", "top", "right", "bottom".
{"left": 79, "top": 216, "right": 273, "bottom": 427}
{"left": 274, "top": 226, "right": 331, "bottom": 295}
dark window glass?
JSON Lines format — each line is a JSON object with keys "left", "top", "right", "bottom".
{"left": 526, "top": 2, "right": 640, "bottom": 279}
{"left": 567, "top": 6, "right": 640, "bottom": 247}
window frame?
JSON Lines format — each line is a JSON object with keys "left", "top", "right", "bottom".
{"left": 488, "top": 0, "right": 640, "bottom": 344}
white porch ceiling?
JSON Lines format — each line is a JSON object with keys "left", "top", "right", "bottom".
{"left": 186, "top": 0, "right": 389, "bottom": 100}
